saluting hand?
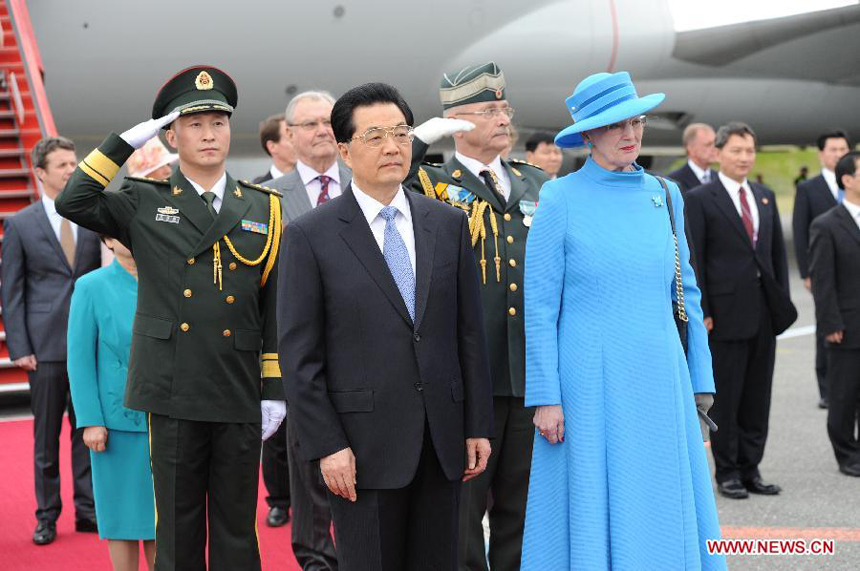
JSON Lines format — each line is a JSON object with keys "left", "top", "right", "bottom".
{"left": 83, "top": 426, "right": 108, "bottom": 452}
{"left": 321, "top": 447, "right": 357, "bottom": 502}
{"left": 413, "top": 117, "right": 476, "bottom": 145}
{"left": 463, "top": 438, "right": 491, "bottom": 482}
{"left": 534, "top": 404, "right": 565, "bottom": 444}
{"left": 120, "top": 111, "right": 180, "bottom": 150}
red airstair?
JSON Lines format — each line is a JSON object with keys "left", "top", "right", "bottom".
{"left": 0, "top": 0, "right": 57, "bottom": 392}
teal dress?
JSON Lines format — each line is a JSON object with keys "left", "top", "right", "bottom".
{"left": 68, "top": 260, "right": 154, "bottom": 540}
{"left": 521, "top": 157, "right": 725, "bottom": 570}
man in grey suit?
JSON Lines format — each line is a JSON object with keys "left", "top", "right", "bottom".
{"left": 0, "top": 137, "right": 101, "bottom": 545}
{"left": 268, "top": 90, "right": 348, "bottom": 571}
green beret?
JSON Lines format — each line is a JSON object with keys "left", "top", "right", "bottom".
{"left": 440, "top": 62, "right": 506, "bottom": 109}
{"left": 152, "top": 65, "right": 237, "bottom": 124}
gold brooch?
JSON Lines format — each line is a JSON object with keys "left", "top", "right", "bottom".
{"left": 233, "top": 186, "right": 242, "bottom": 198}
{"left": 195, "top": 71, "right": 214, "bottom": 91}
{"left": 762, "top": 197, "right": 769, "bottom": 205}
{"left": 452, "top": 169, "right": 462, "bottom": 179}
{"left": 173, "top": 186, "right": 183, "bottom": 195}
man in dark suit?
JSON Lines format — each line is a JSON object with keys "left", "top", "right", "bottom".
{"left": 0, "top": 137, "right": 100, "bottom": 545}
{"left": 685, "top": 122, "right": 793, "bottom": 500}
{"left": 809, "top": 150, "right": 860, "bottom": 477}
{"left": 253, "top": 113, "right": 297, "bottom": 184}
{"left": 792, "top": 130, "right": 851, "bottom": 408}
{"left": 667, "top": 123, "right": 718, "bottom": 193}
{"left": 268, "top": 89, "right": 346, "bottom": 570}
{"left": 279, "top": 82, "right": 494, "bottom": 571}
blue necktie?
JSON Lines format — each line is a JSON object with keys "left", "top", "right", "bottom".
{"left": 837, "top": 188, "right": 845, "bottom": 204}
{"left": 379, "top": 206, "right": 415, "bottom": 321}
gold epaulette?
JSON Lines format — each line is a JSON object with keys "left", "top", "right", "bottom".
{"left": 418, "top": 167, "right": 435, "bottom": 198}
{"left": 125, "top": 175, "right": 170, "bottom": 185}
{"left": 239, "top": 180, "right": 283, "bottom": 197}
{"left": 509, "top": 159, "right": 544, "bottom": 171}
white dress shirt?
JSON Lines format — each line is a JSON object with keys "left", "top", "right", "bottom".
{"left": 718, "top": 172, "right": 759, "bottom": 241}
{"left": 269, "top": 164, "right": 284, "bottom": 181}
{"left": 41, "top": 193, "right": 77, "bottom": 241}
{"left": 351, "top": 183, "right": 416, "bottom": 275}
{"left": 297, "top": 160, "right": 342, "bottom": 206}
{"left": 821, "top": 168, "right": 840, "bottom": 201}
{"left": 688, "top": 159, "right": 711, "bottom": 184}
{"left": 186, "top": 172, "right": 227, "bottom": 213}
{"left": 843, "top": 198, "right": 860, "bottom": 231}
{"left": 455, "top": 152, "right": 512, "bottom": 200}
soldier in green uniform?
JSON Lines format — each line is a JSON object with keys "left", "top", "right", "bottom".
{"left": 55, "top": 66, "right": 285, "bottom": 571}
{"left": 406, "top": 62, "right": 549, "bottom": 571}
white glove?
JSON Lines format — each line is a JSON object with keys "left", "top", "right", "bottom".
{"left": 413, "top": 117, "right": 475, "bottom": 145}
{"left": 120, "top": 111, "right": 180, "bottom": 150}
{"left": 261, "top": 400, "right": 286, "bottom": 441}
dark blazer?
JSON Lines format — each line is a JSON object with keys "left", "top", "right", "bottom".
{"left": 252, "top": 170, "right": 273, "bottom": 184}
{"left": 809, "top": 204, "right": 860, "bottom": 348}
{"left": 278, "top": 185, "right": 494, "bottom": 489}
{"left": 793, "top": 175, "right": 837, "bottom": 278}
{"left": 667, "top": 163, "right": 717, "bottom": 193}
{"left": 685, "top": 178, "right": 790, "bottom": 340}
{"left": 0, "top": 201, "right": 100, "bottom": 361}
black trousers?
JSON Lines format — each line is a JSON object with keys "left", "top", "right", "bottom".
{"left": 327, "top": 425, "right": 460, "bottom": 571}
{"left": 287, "top": 418, "right": 338, "bottom": 570}
{"left": 816, "top": 328, "right": 828, "bottom": 401}
{"left": 459, "top": 396, "right": 533, "bottom": 571}
{"left": 709, "top": 304, "right": 776, "bottom": 483}
{"left": 147, "top": 414, "right": 262, "bottom": 571}
{"left": 826, "top": 347, "right": 860, "bottom": 469}
{"left": 28, "top": 361, "right": 94, "bottom": 523}
{"left": 262, "top": 419, "right": 291, "bottom": 510}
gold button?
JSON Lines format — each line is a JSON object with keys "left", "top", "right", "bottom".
{"left": 509, "top": 259, "right": 517, "bottom": 268}
{"left": 187, "top": 258, "right": 195, "bottom": 265}
{"left": 225, "top": 296, "right": 235, "bottom": 304}
{"left": 510, "top": 283, "right": 518, "bottom": 292}
{"left": 183, "top": 289, "right": 192, "bottom": 298}
{"left": 504, "top": 213, "right": 512, "bottom": 222}
{"left": 509, "top": 307, "right": 517, "bottom": 316}
{"left": 229, "top": 262, "right": 237, "bottom": 270}
{"left": 180, "top": 323, "right": 190, "bottom": 332}
{"left": 506, "top": 235, "right": 514, "bottom": 244}
{"left": 223, "top": 329, "right": 231, "bottom": 337}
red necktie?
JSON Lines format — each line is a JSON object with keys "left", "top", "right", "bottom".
{"left": 317, "top": 175, "right": 332, "bottom": 205}
{"left": 738, "top": 186, "right": 756, "bottom": 246}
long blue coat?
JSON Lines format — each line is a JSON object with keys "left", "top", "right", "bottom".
{"left": 521, "top": 157, "right": 726, "bottom": 570}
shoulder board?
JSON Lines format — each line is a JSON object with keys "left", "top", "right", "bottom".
{"left": 509, "top": 159, "right": 544, "bottom": 172}
{"left": 239, "top": 180, "right": 283, "bottom": 197}
{"left": 125, "top": 175, "right": 170, "bottom": 185}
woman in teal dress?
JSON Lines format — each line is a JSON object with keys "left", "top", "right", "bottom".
{"left": 68, "top": 237, "right": 155, "bottom": 570}
{"left": 521, "top": 72, "right": 726, "bottom": 570}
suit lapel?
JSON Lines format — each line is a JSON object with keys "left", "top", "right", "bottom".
{"left": 836, "top": 204, "right": 860, "bottom": 248}
{"left": 503, "top": 160, "right": 528, "bottom": 213}
{"left": 751, "top": 184, "right": 772, "bottom": 255}
{"left": 285, "top": 171, "right": 313, "bottom": 220}
{"left": 408, "top": 193, "right": 436, "bottom": 332}
{"left": 72, "top": 228, "right": 93, "bottom": 274}
{"left": 34, "top": 202, "right": 71, "bottom": 273}
{"left": 170, "top": 170, "right": 215, "bottom": 235}
{"left": 192, "top": 174, "right": 251, "bottom": 257}
{"left": 446, "top": 158, "right": 505, "bottom": 213}
{"left": 710, "top": 180, "right": 754, "bottom": 248}
{"left": 337, "top": 186, "right": 413, "bottom": 327}
{"left": 814, "top": 176, "right": 838, "bottom": 208}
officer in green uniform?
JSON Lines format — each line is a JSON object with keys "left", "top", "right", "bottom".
{"left": 56, "top": 66, "right": 285, "bottom": 571}
{"left": 406, "top": 62, "right": 549, "bottom": 571}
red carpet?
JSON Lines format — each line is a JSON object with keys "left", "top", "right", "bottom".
{"left": 0, "top": 417, "right": 302, "bottom": 570}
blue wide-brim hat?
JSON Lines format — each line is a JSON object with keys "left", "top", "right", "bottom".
{"left": 555, "top": 71, "right": 665, "bottom": 148}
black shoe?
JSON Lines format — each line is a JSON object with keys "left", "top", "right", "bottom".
{"left": 717, "top": 479, "right": 749, "bottom": 499}
{"left": 743, "top": 476, "right": 782, "bottom": 495}
{"left": 33, "top": 520, "right": 56, "bottom": 545}
{"left": 818, "top": 398, "right": 829, "bottom": 409}
{"left": 266, "top": 506, "right": 289, "bottom": 527}
{"left": 75, "top": 518, "right": 98, "bottom": 533}
{"left": 838, "top": 464, "right": 860, "bottom": 477}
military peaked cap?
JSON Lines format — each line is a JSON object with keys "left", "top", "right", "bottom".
{"left": 152, "top": 65, "right": 237, "bottom": 124}
{"left": 440, "top": 62, "right": 506, "bottom": 109}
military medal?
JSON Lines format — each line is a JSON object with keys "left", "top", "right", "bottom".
{"left": 452, "top": 169, "right": 462, "bottom": 179}
{"left": 241, "top": 219, "right": 269, "bottom": 235}
{"left": 519, "top": 200, "right": 537, "bottom": 227}
{"left": 652, "top": 196, "right": 664, "bottom": 208}
{"left": 155, "top": 206, "right": 180, "bottom": 224}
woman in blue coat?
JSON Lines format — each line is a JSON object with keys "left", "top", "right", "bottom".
{"left": 68, "top": 237, "right": 154, "bottom": 570}
{"left": 521, "top": 72, "right": 726, "bottom": 570}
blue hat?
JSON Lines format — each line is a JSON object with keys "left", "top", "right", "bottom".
{"left": 555, "top": 72, "right": 665, "bottom": 148}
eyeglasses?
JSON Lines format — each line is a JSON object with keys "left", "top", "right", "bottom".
{"left": 289, "top": 119, "right": 332, "bottom": 131}
{"left": 455, "top": 107, "right": 515, "bottom": 120}
{"left": 350, "top": 125, "right": 414, "bottom": 148}
{"left": 599, "top": 115, "right": 647, "bottom": 134}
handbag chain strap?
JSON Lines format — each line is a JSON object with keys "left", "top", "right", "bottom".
{"left": 657, "top": 176, "right": 688, "bottom": 323}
